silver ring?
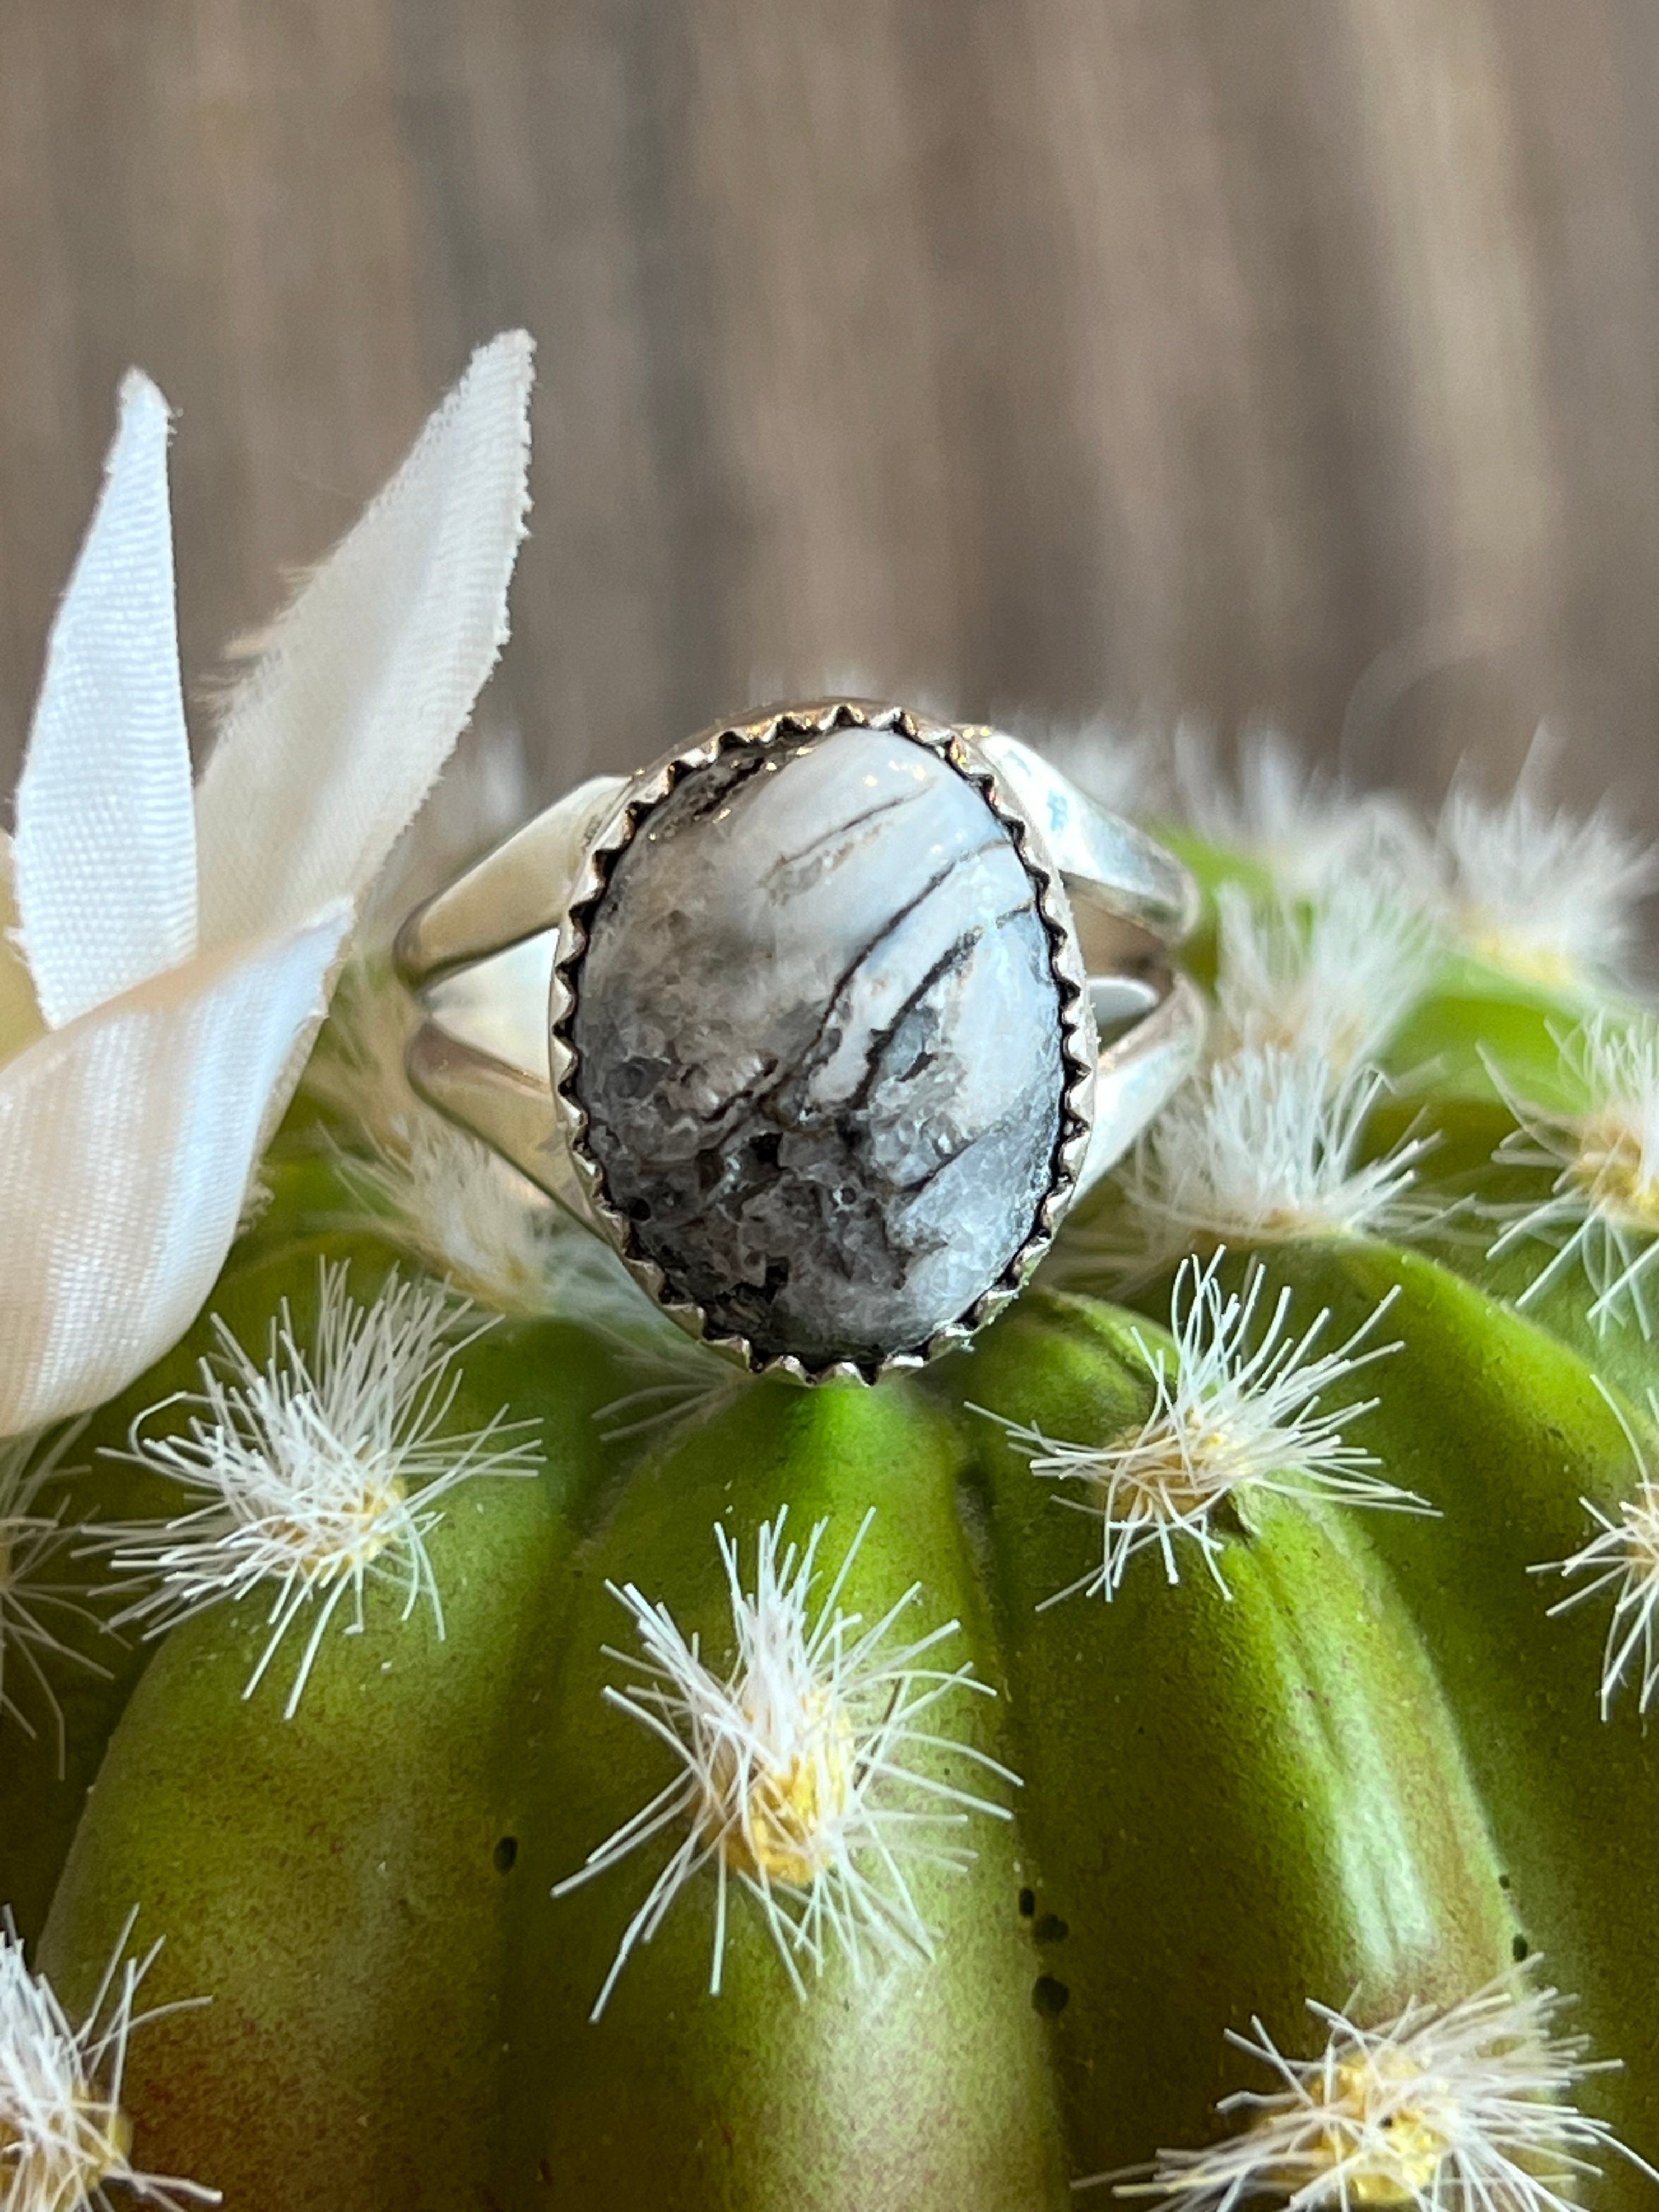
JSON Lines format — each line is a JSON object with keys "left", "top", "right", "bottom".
{"left": 394, "top": 698, "right": 1203, "bottom": 1383}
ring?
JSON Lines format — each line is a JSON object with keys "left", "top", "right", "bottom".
{"left": 394, "top": 698, "right": 1204, "bottom": 1383}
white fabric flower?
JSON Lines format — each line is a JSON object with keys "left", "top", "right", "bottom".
{"left": 0, "top": 333, "right": 534, "bottom": 1437}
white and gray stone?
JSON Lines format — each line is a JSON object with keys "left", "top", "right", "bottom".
{"left": 568, "top": 727, "right": 1065, "bottom": 1366}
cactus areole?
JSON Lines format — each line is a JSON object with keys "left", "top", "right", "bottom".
{"left": 5, "top": 732, "right": 1659, "bottom": 2212}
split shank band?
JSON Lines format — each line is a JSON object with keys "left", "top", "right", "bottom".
{"left": 396, "top": 700, "right": 1203, "bottom": 1383}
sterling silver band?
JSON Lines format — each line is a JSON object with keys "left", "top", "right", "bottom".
{"left": 396, "top": 699, "right": 1203, "bottom": 1381}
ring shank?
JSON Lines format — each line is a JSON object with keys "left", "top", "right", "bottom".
{"left": 974, "top": 732, "right": 1200, "bottom": 943}
{"left": 394, "top": 772, "right": 627, "bottom": 987}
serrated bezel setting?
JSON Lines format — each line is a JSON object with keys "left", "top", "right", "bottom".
{"left": 549, "top": 699, "right": 1098, "bottom": 1384}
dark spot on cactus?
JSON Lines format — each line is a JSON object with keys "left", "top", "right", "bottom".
{"left": 1033, "top": 1912, "right": 1069, "bottom": 1944}
{"left": 493, "top": 1836, "right": 518, "bottom": 1873}
{"left": 1018, "top": 1887, "right": 1036, "bottom": 1917}
{"left": 1512, "top": 1932, "right": 1530, "bottom": 1962}
{"left": 1499, "top": 1872, "right": 1512, "bottom": 1889}
{"left": 537, "top": 2157, "right": 555, "bottom": 2186}
{"left": 1031, "top": 1974, "right": 1070, "bottom": 2017}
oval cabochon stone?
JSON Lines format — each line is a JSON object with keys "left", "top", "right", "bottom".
{"left": 569, "top": 727, "right": 1066, "bottom": 1367}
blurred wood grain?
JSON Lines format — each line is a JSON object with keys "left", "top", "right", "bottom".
{"left": 3, "top": 1, "right": 1659, "bottom": 832}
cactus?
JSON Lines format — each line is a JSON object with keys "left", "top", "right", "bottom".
{"left": 4, "top": 736, "right": 1659, "bottom": 2212}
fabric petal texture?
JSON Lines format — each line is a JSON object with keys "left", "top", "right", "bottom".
{"left": 12, "top": 371, "right": 196, "bottom": 1028}
{"left": 193, "top": 331, "right": 535, "bottom": 952}
{"left": 0, "top": 903, "right": 349, "bottom": 1435}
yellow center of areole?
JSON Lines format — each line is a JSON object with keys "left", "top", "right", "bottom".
{"left": 1142, "top": 1459, "right": 1216, "bottom": 1523}
{"left": 270, "top": 1472, "right": 407, "bottom": 1577}
{"left": 708, "top": 1692, "right": 856, "bottom": 1887}
{"left": 1160, "top": 1412, "right": 1237, "bottom": 1514}
{"left": 1619, "top": 1492, "right": 1659, "bottom": 1583}
{"left": 1464, "top": 923, "right": 1583, "bottom": 993}
{"left": 1246, "top": 1003, "right": 1369, "bottom": 1077}
{"left": 1572, "top": 1114, "right": 1659, "bottom": 1234}
{"left": 1081, "top": 1410, "right": 1237, "bottom": 1530}
{"left": 0, "top": 2093, "right": 134, "bottom": 2212}
{"left": 1299, "top": 2055, "right": 1452, "bottom": 2209}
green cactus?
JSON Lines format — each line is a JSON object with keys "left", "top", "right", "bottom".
{"left": 4, "top": 744, "right": 1659, "bottom": 2212}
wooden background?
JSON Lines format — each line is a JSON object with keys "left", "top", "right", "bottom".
{"left": 4, "top": 1, "right": 1659, "bottom": 836}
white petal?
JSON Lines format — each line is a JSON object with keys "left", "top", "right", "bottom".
{"left": 0, "top": 902, "right": 350, "bottom": 1436}
{"left": 193, "top": 331, "right": 535, "bottom": 952}
{"left": 12, "top": 371, "right": 197, "bottom": 1026}
{"left": 0, "top": 832, "right": 45, "bottom": 1067}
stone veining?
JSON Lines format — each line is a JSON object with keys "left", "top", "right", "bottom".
{"left": 568, "top": 727, "right": 1065, "bottom": 1367}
